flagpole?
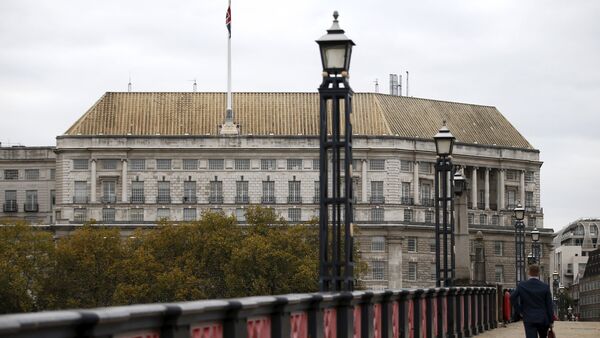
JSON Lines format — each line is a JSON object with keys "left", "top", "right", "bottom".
{"left": 226, "top": 0, "right": 232, "bottom": 122}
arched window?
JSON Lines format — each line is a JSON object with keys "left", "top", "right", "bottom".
{"left": 590, "top": 224, "right": 599, "bottom": 237}
{"left": 574, "top": 224, "right": 585, "bottom": 236}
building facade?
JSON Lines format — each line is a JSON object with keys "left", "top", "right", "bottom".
{"left": 3, "top": 92, "right": 552, "bottom": 288}
{"left": 580, "top": 248, "right": 600, "bottom": 321}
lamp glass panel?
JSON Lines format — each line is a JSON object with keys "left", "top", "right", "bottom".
{"left": 532, "top": 231, "right": 540, "bottom": 241}
{"left": 436, "top": 138, "right": 452, "bottom": 156}
{"left": 323, "top": 45, "right": 346, "bottom": 70}
{"left": 515, "top": 209, "right": 525, "bottom": 220}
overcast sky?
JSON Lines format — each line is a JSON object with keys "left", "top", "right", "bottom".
{"left": 1, "top": 0, "right": 599, "bottom": 231}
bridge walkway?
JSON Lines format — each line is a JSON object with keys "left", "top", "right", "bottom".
{"left": 477, "top": 321, "right": 600, "bottom": 338}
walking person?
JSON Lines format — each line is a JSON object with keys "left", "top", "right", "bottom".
{"left": 510, "top": 264, "right": 554, "bottom": 338}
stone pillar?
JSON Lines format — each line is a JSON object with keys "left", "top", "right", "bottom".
{"left": 498, "top": 169, "right": 505, "bottom": 210}
{"left": 90, "top": 159, "right": 97, "bottom": 203}
{"left": 413, "top": 161, "right": 419, "bottom": 205}
{"left": 484, "top": 168, "right": 490, "bottom": 210}
{"left": 455, "top": 191, "right": 471, "bottom": 282}
{"left": 387, "top": 235, "right": 403, "bottom": 289}
{"left": 471, "top": 167, "right": 478, "bottom": 209}
{"left": 520, "top": 170, "right": 525, "bottom": 205}
{"left": 121, "top": 159, "right": 128, "bottom": 203}
{"left": 362, "top": 159, "right": 368, "bottom": 203}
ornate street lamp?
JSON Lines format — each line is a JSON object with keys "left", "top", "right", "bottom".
{"left": 531, "top": 226, "right": 541, "bottom": 264}
{"left": 317, "top": 11, "right": 355, "bottom": 292}
{"left": 434, "top": 121, "right": 456, "bottom": 287}
{"left": 552, "top": 271, "right": 559, "bottom": 317}
{"left": 514, "top": 202, "right": 526, "bottom": 285}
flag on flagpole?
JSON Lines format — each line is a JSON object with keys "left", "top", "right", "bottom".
{"left": 225, "top": 4, "right": 231, "bottom": 38}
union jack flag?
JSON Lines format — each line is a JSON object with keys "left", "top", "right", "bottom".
{"left": 225, "top": 4, "right": 231, "bottom": 38}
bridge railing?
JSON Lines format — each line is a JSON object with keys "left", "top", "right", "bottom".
{"left": 0, "top": 286, "right": 499, "bottom": 338}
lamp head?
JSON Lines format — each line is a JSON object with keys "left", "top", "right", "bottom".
{"left": 316, "top": 11, "right": 355, "bottom": 75}
{"left": 434, "top": 120, "right": 455, "bottom": 157}
{"left": 514, "top": 202, "right": 525, "bottom": 221}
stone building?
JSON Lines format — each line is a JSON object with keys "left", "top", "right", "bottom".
{"left": 580, "top": 248, "right": 600, "bottom": 321}
{"left": 3, "top": 91, "right": 553, "bottom": 288}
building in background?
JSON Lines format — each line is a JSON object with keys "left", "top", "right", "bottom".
{"left": 580, "top": 248, "right": 600, "bottom": 321}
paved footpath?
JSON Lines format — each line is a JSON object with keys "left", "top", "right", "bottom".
{"left": 477, "top": 321, "right": 600, "bottom": 338}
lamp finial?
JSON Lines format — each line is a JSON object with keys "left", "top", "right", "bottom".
{"left": 333, "top": 11, "right": 339, "bottom": 21}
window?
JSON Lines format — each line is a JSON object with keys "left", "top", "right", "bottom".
{"left": 73, "top": 159, "right": 89, "bottom": 170}
{"left": 208, "top": 159, "right": 224, "bottom": 170}
{"left": 404, "top": 209, "right": 413, "bottom": 222}
{"left": 429, "top": 239, "right": 436, "bottom": 253}
{"left": 183, "top": 208, "right": 197, "bottom": 221}
{"left": 425, "top": 210, "right": 434, "bottom": 224}
{"left": 370, "top": 181, "right": 384, "bottom": 203}
{"left": 479, "top": 214, "right": 487, "bottom": 225}
{"left": 495, "top": 265, "right": 504, "bottom": 283}
{"left": 209, "top": 180, "right": 223, "bottom": 203}
{"left": 102, "top": 159, "right": 118, "bottom": 170}
{"left": 102, "top": 208, "right": 116, "bottom": 222}
{"left": 50, "top": 190, "right": 55, "bottom": 205}
{"left": 24, "top": 190, "right": 38, "bottom": 211}
{"left": 183, "top": 159, "right": 198, "bottom": 170}
{"left": 591, "top": 224, "right": 599, "bottom": 236}
{"left": 313, "top": 159, "right": 320, "bottom": 171}
{"left": 408, "top": 262, "right": 417, "bottom": 281}
{"left": 288, "top": 208, "right": 301, "bottom": 222}
{"left": 102, "top": 180, "right": 116, "bottom": 203}
{"left": 157, "top": 181, "right": 171, "bottom": 203}
{"left": 183, "top": 181, "right": 196, "bottom": 203}
{"left": 157, "top": 208, "right": 170, "bottom": 220}
{"left": 130, "top": 208, "right": 144, "bottom": 222}
{"left": 506, "top": 170, "right": 518, "bottom": 181}
{"left": 156, "top": 159, "right": 171, "bottom": 170}
{"left": 234, "top": 159, "right": 250, "bottom": 170}
{"left": 236, "top": 180, "right": 249, "bottom": 203}
{"left": 131, "top": 181, "right": 144, "bottom": 203}
{"left": 371, "top": 237, "right": 385, "bottom": 252}
{"left": 288, "top": 180, "right": 301, "bottom": 203}
{"left": 525, "top": 191, "right": 534, "bottom": 208}
{"left": 421, "top": 183, "right": 432, "bottom": 205}
{"left": 400, "top": 160, "right": 413, "bottom": 172}
{"left": 262, "top": 181, "right": 275, "bottom": 203}
{"left": 372, "top": 261, "right": 385, "bottom": 280}
{"left": 235, "top": 208, "right": 246, "bottom": 222}
{"left": 525, "top": 171, "right": 534, "bottom": 182}
{"left": 74, "top": 181, "right": 88, "bottom": 203}
{"left": 419, "top": 162, "right": 432, "bottom": 175}
{"left": 25, "top": 169, "right": 39, "bottom": 180}
{"left": 369, "top": 159, "right": 385, "bottom": 171}
{"left": 313, "top": 181, "right": 320, "bottom": 203}
{"left": 468, "top": 213, "right": 474, "bottom": 225}
{"left": 370, "top": 208, "right": 384, "bottom": 222}
{"left": 130, "top": 159, "right": 146, "bottom": 170}
{"left": 4, "top": 169, "right": 18, "bottom": 180}
{"left": 491, "top": 215, "right": 499, "bottom": 225}
{"left": 261, "top": 159, "right": 276, "bottom": 171}
{"left": 287, "top": 159, "right": 303, "bottom": 170}
{"left": 528, "top": 217, "right": 536, "bottom": 227}
{"left": 50, "top": 169, "right": 55, "bottom": 180}
{"left": 407, "top": 237, "right": 417, "bottom": 252}
{"left": 494, "top": 241, "right": 503, "bottom": 256}
{"left": 401, "top": 182, "right": 411, "bottom": 204}
{"left": 74, "top": 208, "right": 87, "bottom": 222}
{"left": 431, "top": 263, "right": 437, "bottom": 280}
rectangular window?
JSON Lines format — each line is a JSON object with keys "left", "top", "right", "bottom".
{"left": 102, "top": 208, "right": 115, "bottom": 222}
{"left": 25, "top": 169, "right": 39, "bottom": 180}
{"left": 312, "top": 159, "right": 320, "bottom": 171}
{"left": 370, "top": 208, "right": 384, "bottom": 222}
{"left": 407, "top": 237, "right": 417, "bottom": 252}
{"left": 183, "top": 208, "right": 197, "bottom": 221}
{"left": 479, "top": 214, "right": 487, "bottom": 225}
{"left": 421, "top": 183, "right": 433, "bottom": 206}
{"left": 430, "top": 239, "right": 436, "bottom": 253}
{"left": 183, "top": 159, "right": 198, "bottom": 170}
{"left": 102, "top": 180, "right": 116, "bottom": 203}
{"left": 288, "top": 208, "right": 301, "bottom": 222}
{"left": 262, "top": 181, "right": 275, "bottom": 203}
{"left": 74, "top": 208, "right": 87, "bottom": 222}
{"left": 209, "top": 180, "right": 223, "bottom": 203}
{"left": 425, "top": 210, "right": 434, "bottom": 224}
{"left": 156, "top": 159, "right": 171, "bottom": 170}
{"left": 369, "top": 159, "right": 385, "bottom": 171}
{"left": 74, "top": 181, "right": 88, "bottom": 203}
{"left": 506, "top": 190, "right": 517, "bottom": 209}
{"left": 130, "top": 159, "right": 146, "bottom": 170}
{"left": 157, "top": 208, "right": 170, "bottom": 220}
{"left": 419, "top": 162, "right": 432, "bottom": 175}
{"left": 404, "top": 209, "right": 413, "bottom": 222}
{"left": 287, "top": 159, "right": 303, "bottom": 170}
{"left": 102, "top": 159, "right": 118, "bottom": 170}
{"left": 491, "top": 215, "right": 499, "bottom": 225}
{"left": 261, "top": 159, "right": 276, "bottom": 171}
{"left": 288, "top": 180, "right": 301, "bottom": 203}
{"left": 401, "top": 182, "right": 411, "bottom": 204}
{"left": 313, "top": 181, "right": 320, "bottom": 203}
{"left": 468, "top": 213, "right": 474, "bottom": 225}
{"left": 208, "top": 159, "right": 225, "bottom": 170}
{"left": 157, "top": 181, "right": 171, "bottom": 203}
{"left": 371, "top": 181, "right": 384, "bottom": 203}
{"left": 129, "top": 208, "right": 144, "bottom": 222}
{"left": 131, "top": 181, "right": 144, "bottom": 203}
{"left": 494, "top": 241, "right": 503, "bottom": 256}
{"left": 408, "top": 262, "right": 417, "bottom": 281}
{"left": 236, "top": 180, "right": 249, "bottom": 203}
{"left": 525, "top": 191, "right": 534, "bottom": 208}
{"left": 25, "top": 190, "right": 38, "bottom": 211}
{"left": 400, "top": 160, "right": 413, "bottom": 172}
{"left": 50, "top": 169, "right": 55, "bottom": 180}
{"left": 528, "top": 217, "right": 536, "bottom": 227}
{"left": 506, "top": 170, "right": 517, "bottom": 181}
{"left": 495, "top": 265, "right": 504, "bottom": 283}
{"left": 525, "top": 171, "right": 534, "bottom": 182}
{"left": 431, "top": 263, "right": 437, "bottom": 280}
{"left": 183, "top": 181, "right": 196, "bottom": 203}
{"left": 234, "top": 159, "right": 250, "bottom": 170}
{"left": 50, "top": 190, "right": 55, "bottom": 205}
{"left": 73, "top": 159, "right": 89, "bottom": 170}
{"left": 371, "top": 237, "right": 385, "bottom": 252}
{"left": 372, "top": 261, "right": 385, "bottom": 280}
{"left": 4, "top": 169, "right": 18, "bottom": 180}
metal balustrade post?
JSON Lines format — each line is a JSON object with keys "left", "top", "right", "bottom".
{"left": 337, "top": 292, "right": 355, "bottom": 338}
{"left": 455, "top": 288, "right": 464, "bottom": 338}
{"left": 223, "top": 301, "right": 246, "bottom": 338}
{"left": 463, "top": 289, "right": 472, "bottom": 338}
{"left": 271, "top": 297, "right": 290, "bottom": 338}
{"left": 446, "top": 287, "right": 457, "bottom": 338}
{"left": 482, "top": 289, "right": 490, "bottom": 331}
{"left": 308, "top": 294, "right": 325, "bottom": 338}
{"left": 491, "top": 286, "right": 499, "bottom": 329}
{"left": 381, "top": 290, "right": 395, "bottom": 338}
{"left": 425, "top": 289, "right": 436, "bottom": 338}
{"left": 436, "top": 288, "right": 447, "bottom": 338}
{"left": 470, "top": 288, "right": 478, "bottom": 336}
{"left": 413, "top": 289, "right": 424, "bottom": 338}
{"left": 398, "top": 290, "right": 411, "bottom": 338}
{"left": 360, "top": 291, "right": 375, "bottom": 337}
{"left": 476, "top": 288, "right": 484, "bottom": 333}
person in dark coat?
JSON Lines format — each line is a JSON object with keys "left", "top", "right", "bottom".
{"left": 510, "top": 264, "right": 554, "bottom": 338}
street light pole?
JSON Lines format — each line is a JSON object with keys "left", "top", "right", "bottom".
{"left": 531, "top": 227, "right": 540, "bottom": 264}
{"left": 552, "top": 271, "right": 559, "bottom": 317}
{"left": 514, "top": 203, "right": 526, "bottom": 285}
{"left": 434, "top": 121, "right": 456, "bottom": 287}
{"left": 316, "top": 11, "right": 355, "bottom": 292}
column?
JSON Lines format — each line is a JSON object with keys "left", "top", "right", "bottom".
{"left": 413, "top": 161, "right": 419, "bottom": 205}
{"left": 471, "top": 167, "right": 478, "bottom": 209}
{"left": 121, "top": 159, "right": 128, "bottom": 203}
{"left": 519, "top": 170, "right": 525, "bottom": 205}
{"left": 90, "top": 159, "right": 97, "bottom": 203}
{"left": 498, "top": 169, "right": 505, "bottom": 210}
{"left": 484, "top": 168, "right": 490, "bottom": 210}
{"left": 361, "top": 159, "right": 368, "bottom": 203}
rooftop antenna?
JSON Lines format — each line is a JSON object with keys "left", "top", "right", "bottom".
{"left": 128, "top": 73, "right": 132, "bottom": 92}
{"left": 188, "top": 78, "right": 198, "bottom": 92}
{"left": 406, "top": 71, "right": 409, "bottom": 97}
{"left": 389, "top": 74, "right": 399, "bottom": 95}
{"left": 398, "top": 73, "right": 403, "bottom": 96}
{"left": 374, "top": 79, "right": 379, "bottom": 93}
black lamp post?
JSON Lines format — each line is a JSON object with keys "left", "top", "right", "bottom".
{"left": 316, "top": 11, "right": 355, "bottom": 292}
{"left": 514, "top": 202, "right": 526, "bottom": 285}
{"left": 531, "top": 226, "right": 540, "bottom": 264}
{"left": 552, "top": 271, "right": 559, "bottom": 316}
{"left": 434, "top": 121, "right": 456, "bottom": 287}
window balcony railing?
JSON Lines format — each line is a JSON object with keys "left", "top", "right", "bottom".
{"left": 261, "top": 196, "right": 276, "bottom": 204}
{"left": 477, "top": 202, "right": 485, "bottom": 210}
{"left": 3, "top": 201, "right": 18, "bottom": 212}
{"left": 235, "top": 196, "right": 249, "bottom": 204}
{"left": 102, "top": 196, "right": 117, "bottom": 204}
{"left": 182, "top": 196, "right": 197, "bottom": 204}
{"left": 73, "top": 196, "right": 89, "bottom": 204}
{"left": 209, "top": 196, "right": 224, "bottom": 204}
{"left": 24, "top": 203, "right": 39, "bottom": 212}
{"left": 490, "top": 203, "right": 498, "bottom": 211}
{"left": 156, "top": 196, "right": 171, "bottom": 204}
{"left": 525, "top": 205, "right": 536, "bottom": 213}
{"left": 400, "top": 197, "right": 414, "bottom": 205}
{"left": 131, "top": 196, "right": 145, "bottom": 204}
{"left": 288, "top": 196, "right": 302, "bottom": 204}
{"left": 421, "top": 198, "right": 434, "bottom": 207}
{"left": 370, "top": 196, "right": 385, "bottom": 204}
